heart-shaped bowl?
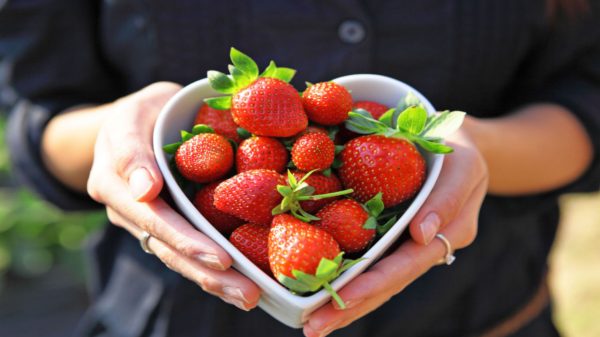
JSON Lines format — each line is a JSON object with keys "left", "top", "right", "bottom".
{"left": 153, "top": 74, "right": 443, "bottom": 328}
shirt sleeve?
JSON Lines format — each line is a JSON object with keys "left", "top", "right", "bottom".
{"left": 0, "top": 0, "right": 123, "bottom": 210}
{"left": 492, "top": 6, "right": 600, "bottom": 213}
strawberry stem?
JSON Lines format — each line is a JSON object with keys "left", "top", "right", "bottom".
{"left": 297, "top": 188, "right": 353, "bottom": 201}
{"left": 323, "top": 282, "right": 346, "bottom": 309}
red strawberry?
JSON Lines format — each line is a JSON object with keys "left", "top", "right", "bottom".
{"left": 174, "top": 133, "right": 233, "bottom": 183}
{"left": 353, "top": 101, "right": 389, "bottom": 119}
{"left": 193, "top": 182, "right": 244, "bottom": 236}
{"left": 230, "top": 223, "right": 271, "bottom": 275}
{"left": 268, "top": 214, "right": 340, "bottom": 279}
{"left": 302, "top": 82, "right": 352, "bottom": 125}
{"left": 291, "top": 171, "right": 342, "bottom": 213}
{"left": 339, "top": 135, "right": 426, "bottom": 207}
{"left": 205, "top": 48, "right": 307, "bottom": 137}
{"left": 295, "top": 125, "right": 329, "bottom": 138}
{"left": 213, "top": 169, "right": 286, "bottom": 225}
{"left": 193, "top": 103, "right": 242, "bottom": 143}
{"left": 314, "top": 199, "right": 376, "bottom": 253}
{"left": 236, "top": 136, "right": 288, "bottom": 173}
{"left": 291, "top": 132, "right": 335, "bottom": 172}
{"left": 232, "top": 77, "right": 307, "bottom": 137}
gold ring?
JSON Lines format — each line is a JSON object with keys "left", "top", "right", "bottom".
{"left": 140, "top": 231, "right": 154, "bottom": 255}
{"left": 435, "top": 233, "right": 455, "bottom": 265}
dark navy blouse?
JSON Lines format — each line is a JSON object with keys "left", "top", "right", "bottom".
{"left": 1, "top": 1, "right": 599, "bottom": 336}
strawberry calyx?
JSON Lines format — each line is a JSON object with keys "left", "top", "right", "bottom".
{"left": 205, "top": 48, "right": 297, "bottom": 110}
{"left": 360, "top": 192, "right": 385, "bottom": 230}
{"left": 277, "top": 252, "right": 363, "bottom": 309}
{"left": 345, "top": 92, "right": 466, "bottom": 154}
{"left": 272, "top": 170, "right": 353, "bottom": 222}
{"left": 163, "top": 124, "right": 215, "bottom": 154}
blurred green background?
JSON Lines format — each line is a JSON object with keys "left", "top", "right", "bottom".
{"left": 0, "top": 113, "right": 598, "bottom": 336}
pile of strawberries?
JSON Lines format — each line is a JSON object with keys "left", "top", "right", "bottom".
{"left": 164, "top": 48, "right": 464, "bottom": 307}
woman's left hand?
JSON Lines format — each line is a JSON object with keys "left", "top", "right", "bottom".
{"left": 303, "top": 125, "right": 488, "bottom": 337}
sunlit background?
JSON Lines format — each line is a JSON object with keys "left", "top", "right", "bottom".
{"left": 0, "top": 113, "right": 598, "bottom": 336}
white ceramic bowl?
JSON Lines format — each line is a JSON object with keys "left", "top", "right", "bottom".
{"left": 153, "top": 74, "right": 443, "bottom": 328}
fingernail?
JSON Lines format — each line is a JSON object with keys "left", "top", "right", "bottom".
{"left": 315, "top": 320, "right": 341, "bottom": 337}
{"left": 129, "top": 168, "right": 153, "bottom": 200}
{"left": 195, "top": 253, "right": 225, "bottom": 270}
{"left": 222, "top": 287, "right": 250, "bottom": 311}
{"left": 420, "top": 212, "right": 441, "bottom": 245}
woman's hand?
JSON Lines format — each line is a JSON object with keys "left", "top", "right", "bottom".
{"left": 86, "top": 82, "right": 261, "bottom": 310}
{"left": 303, "top": 123, "right": 488, "bottom": 337}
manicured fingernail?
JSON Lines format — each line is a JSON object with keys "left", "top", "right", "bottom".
{"left": 222, "top": 287, "right": 250, "bottom": 311}
{"left": 195, "top": 253, "right": 225, "bottom": 270}
{"left": 420, "top": 212, "right": 441, "bottom": 245}
{"left": 129, "top": 168, "right": 153, "bottom": 200}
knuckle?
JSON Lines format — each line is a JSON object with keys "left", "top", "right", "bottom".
{"left": 113, "top": 144, "right": 141, "bottom": 177}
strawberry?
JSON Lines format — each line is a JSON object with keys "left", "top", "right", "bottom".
{"left": 296, "top": 125, "right": 329, "bottom": 138}
{"left": 291, "top": 132, "right": 335, "bottom": 172}
{"left": 205, "top": 48, "right": 307, "bottom": 137}
{"left": 291, "top": 170, "right": 342, "bottom": 214}
{"left": 353, "top": 101, "right": 389, "bottom": 119}
{"left": 302, "top": 82, "right": 352, "bottom": 125}
{"left": 268, "top": 214, "right": 360, "bottom": 308}
{"left": 342, "top": 97, "right": 466, "bottom": 207}
{"left": 236, "top": 136, "right": 288, "bottom": 173}
{"left": 193, "top": 103, "right": 242, "bottom": 143}
{"left": 193, "top": 182, "right": 244, "bottom": 235}
{"left": 230, "top": 223, "right": 271, "bottom": 275}
{"left": 314, "top": 195, "right": 386, "bottom": 254}
{"left": 213, "top": 169, "right": 286, "bottom": 225}
{"left": 164, "top": 125, "right": 233, "bottom": 184}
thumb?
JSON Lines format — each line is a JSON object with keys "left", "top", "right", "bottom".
{"left": 128, "top": 166, "right": 163, "bottom": 202}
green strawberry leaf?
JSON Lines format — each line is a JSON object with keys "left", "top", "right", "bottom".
{"left": 327, "top": 125, "right": 339, "bottom": 141}
{"left": 278, "top": 274, "right": 313, "bottom": 294}
{"left": 404, "top": 91, "right": 422, "bottom": 107}
{"left": 377, "top": 215, "right": 398, "bottom": 235}
{"left": 163, "top": 142, "right": 182, "bottom": 154}
{"left": 260, "top": 61, "right": 277, "bottom": 78}
{"left": 334, "top": 145, "right": 345, "bottom": 155}
{"left": 339, "top": 257, "right": 365, "bottom": 274}
{"left": 277, "top": 185, "right": 293, "bottom": 197}
{"left": 364, "top": 192, "right": 384, "bottom": 217}
{"left": 230, "top": 47, "right": 259, "bottom": 78}
{"left": 332, "top": 157, "right": 343, "bottom": 169}
{"left": 378, "top": 108, "right": 396, "bottom": 127}
{"left": 315, "top": 258, "right": 339, "bottom": 280}
{"left": 272, "top": 67, "right": 296, "bottom": 83}
{"left": 397, "top": 105, "right": 428, "bottom": 135}
{"left": 207, "top": 70, "right": 235, "bottom": 94}
{"left": 414, "top": 138, "right": 454, "bottom": 154}
{"left": 228, "top": 64, "right": 254, "bottom": 90}
{"left": 192, "top": 124, "right": 214, "bottom": 135}
{"left": 287, "top": 170, "right": 298, "bottom": 186}
{"left": 421, "top": 110, "right": 466, "bottom": 139}
{"left": 204, "top": 96, "right": 232, "bottom": 110}
{"left": 322, "top": 168, "right": 332, "bottom": 177}
{"left": 181, "top": 130, "right": 195, "bottom": 142}
{"left": 292, "top": 270, "right": 322, "bottom": 291}
{"left": 363, "top": 217, "right": 378, "bottom": 230}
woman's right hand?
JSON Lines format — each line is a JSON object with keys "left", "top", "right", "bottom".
{"left": 86, "top": 82, "right": 261, "bottom": 310}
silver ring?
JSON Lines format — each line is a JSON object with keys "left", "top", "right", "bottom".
{"left": 140, "top": 231, "right": 154, "bottom": 255}
{"left": 435, "top": 233, "right": 455, "bottom": 265}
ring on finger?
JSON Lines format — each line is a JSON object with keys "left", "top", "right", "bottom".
{"left": 140, "top": 231, "right": 154, "bottom": 255}
{"left": 435, "top": 233, "right": 455, "bottom": 265}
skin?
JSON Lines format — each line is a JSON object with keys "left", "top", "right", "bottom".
{"left": 41, "top": 82, "right": 593, "bottom": 334}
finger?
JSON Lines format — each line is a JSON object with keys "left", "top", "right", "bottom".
{"left": 304, "top": 176, "right": 486, "bottom": 336}
{"left": 106, "top": 207, "right": 261, "bottom": 311}
{"left": 99, "top": 172, "right": 233, "bottom": 270}
{"left": 409, "top": 140, "right": 488, "bottom": 245}
{"left": 111, "top": 82, "right": 182, "bottom": 202}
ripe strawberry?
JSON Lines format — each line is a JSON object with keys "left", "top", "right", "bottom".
{"left": 291, "top": 171, "right": 342, "bottom": 213}
{"left": 291, "top": 132, "right": 335, "bottom": 172}
{"left": 269, "top": 214, "right": 340, "bottom": 278}
{"left": 174, "top": 133, "right": 233, "bottom": 183}
{"left": 213, "top": 169, "right": 286, "bottom": 225}
{"left": 205, "top": 48, "right": 307, "bottom": 137}
{"left": 236, "top": 136, "right": 288, "bottom": 173}
{"left": 295, "top": 125, "right": 329, "bottom": 138}
{"left": 339, "top": 135, "right": 426, "bottom": 207}
{"left": 230, "top": 223, "right": 271, "bottom": 275}
{"left": 269, "top": 214, "right": 360, "bottom": 308}
{"left": 194, "top": 183, "right": 244, "bottom": 235}
{"left": 314, "top": 198, "right": 376, "bottom": 253}
{"left": 302, "top": 82, "right": 353, "bottom": 125}
{"left": 193, "top": 103, "right": 242, "bottom": 143}
{"left": 353, "top": 101, "right": 389, "bottom": 119}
